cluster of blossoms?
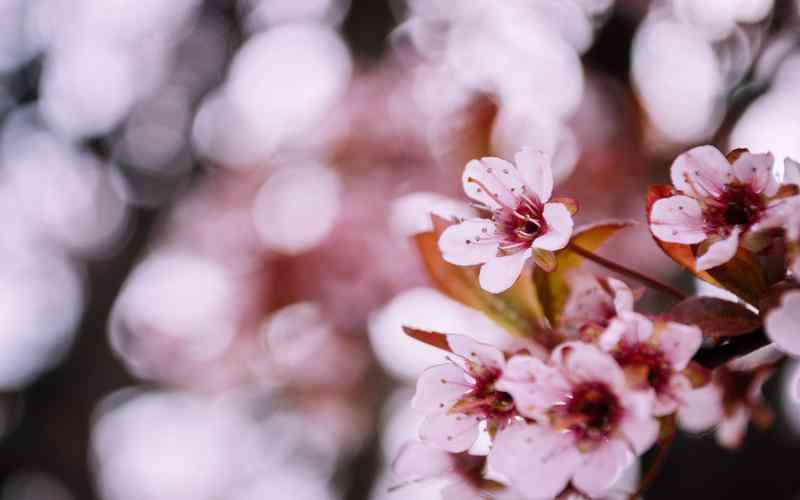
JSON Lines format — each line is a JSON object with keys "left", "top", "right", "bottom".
{"left": 392, "top": 145, "right": 800, "bottom": 499}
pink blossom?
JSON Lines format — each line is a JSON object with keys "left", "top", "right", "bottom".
{"left": 678, "top": 365, "right": 774, "bottom": 449}
{"left": 649, "top": 145, "right": 782, "bottom": 271}
{"left": 598, "top": 311, "right": 702, "bottom": 415}
{"left": 391, "top": 441, "right": 488, "bottom": 500}
{"left": 765, "top": 290, "right": 800, "bottom": 357}
{"left": 559, "top": 275, "right": 635, "bottom": 339}
{"left": 439, "top": 150, "right": 576, "bottom": 293}
{"left": 490, "top": 342, "right": 658, "bottom": 498}
{"left": 412, "top": 335, "right": 515, "bottom": 452}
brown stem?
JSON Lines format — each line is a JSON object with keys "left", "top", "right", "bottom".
{"left": 568, "top": 242, "right": 688, "bottom": 301}
{"left": 630, "top": 416, "right": 677, "bottom": 499}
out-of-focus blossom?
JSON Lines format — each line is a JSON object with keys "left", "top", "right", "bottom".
{"left": 92, "top": 389, "right": 336, "bottom": 500}
{"left": 252, "top": 162, "right": 342, "bottom": 255}
{"left": 649, "top": 145, "right": 784, "bottom": 270}
{"left": 678, "top": 365, "right": 774, "bottom": 448}
{"left": 559, "top": 275, "right": 635, "bottom": 339}
{"left": 598, "top": 311, "right": 702, "bottom": 415}
{"left": 764, "top": 291, "right": 800, "bottom": 357}
{"left": 672, "top": 0, "right": 773, "bottom": 41}
{"left": 439, "top": 151, "right": 575, "bottom": 293}
{"left": 391, "top": 442, "right": 489, "bottom": 500}
{"left": 240, "top": 0, "right": 349, "bottom": 31}
{"left": 492, "top": 342, "right": 657, "bottom": 498}
{"left": 412, "top": 335, "right": 514, "bottom": 453}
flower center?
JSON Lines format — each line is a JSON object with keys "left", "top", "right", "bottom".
{"left": 495, "top": 200, "right": 547, "bottom": 251}
{"left": 613, "top": 343, "right": 672, "bottom": 394}
{"left": 704, "top": 184, "right": 765, "bottom": 231}
{"left": 550, "top": 381, "right": 622, "bottom": 448}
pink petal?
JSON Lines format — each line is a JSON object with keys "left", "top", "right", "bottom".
{"left": 732, "top": 151, "right": 777, "bottom": 196}
{"left": 784, "top": 157, "right": 800, "bottom": 186}
{"left": 488, "top": 422, "right": 581, "bottom": 500}
{"left": 677, "top": 384, "right": 724, "bottom": 432}
{"left": 478, "top": 249, "right": 531, "bottom": 293}
{"left": 649, "top": 195, "right": 706, "bottom": 244}
{"left": 533, "top": 203, "right": 574, "bottom": 251}
{"left": 447, "top": 334, "right": 505, "bottom": 373}
{"left": 572, "top": 439, "right": 633, "bottom": 499}
{"left": 419, "top": 412, "right": 481, "bottom": 453}
{"left": 412, "top": 364, "right": 470, "bottom": 414}
{"left": 717, "top": 405, "right": 749, "bottom": 449}
{"left": 606, "top": 277, "right": 634, "bottom": 314}
{"left": 553, "top": 341, "right": 626, "bottom": 391}
{"left": 495, "top": 355, "right": 571, "bottom": 421}
{"left": 462, "top": 159, "right": 519, "bottom": 210}
{"left": 670, "top": 145, "right": 732, "bottom": 199}
{"left": 514, "top": 148, "right": 553, "bottom": 202}
{"left": 653, "top": 374, "right": 691, "bottom": 416}
{"left": 696, "top": 227, "right": 741, "bottom": 271}
{"left": 765, "top": 291, "right": 800, "bottom": 357}
{"left": 656, "top": 321, "right": 702, "bottom": 370}
{"left": 440, "top": 480, "right": 484, "bottom": 500}
{"left": 754, "top": 196, "right": 800, "bottom": 241}
{"left": 619, "top": 410, "right": 659, "bottom": 455}
{"left": 439, "top": 219, "right": 500, "bottom": 266}
{"left": 392, "top": 441, "right": 454, "bottom": 481}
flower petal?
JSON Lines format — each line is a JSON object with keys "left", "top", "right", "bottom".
{"left": 572, "top": 439, "right": 633, "bottom": 499}
{"left": 670, "top": 145, "right": 733, "bottom": 199}
{"left": 488, "top": 422, "right": 581, "bottom": 500}
{"left": 419, "top": 412, "right": 480, "bottom": 452}
{"left": 439, "top": 219, "right": 500, "bottom": 266}
{"left": 607, "top": 277, "right": 634, "bottom": 314}
{"left": 440, "top": 480, "right": 484, "bottom": 500}
{"left": 514, "top": 148, "right": 553, "bottom": 202}
{"left": 656, "top": 321, "right": 702, "bottom": 370}
{"left": 392, "top": 441, "right": 454, "bottom": 481}
{"left": 696, "top": 227, "right": 741, "bottom": 271}
{"left": 784, "top": 157, "right": 800, "bottom": 186}
{"left": 733, "top": 151, "right": 778, "bottom": 196}
{"left": 649, "top": 195, "right": 706, "bottom": 244}
{"left": 717, "top": 405, "right": 749, "bottom": 449}
{"left": 478, "top": 249, "right": 532, "bottom": 293}
{"left": 495, "top": 355, "right": 571, "bottom": 421}
{"left": 677, "top": 384, "right": 724, "bottom": 432}
{"left": 619, "top": 410, "right": 659, "bottom": 455}
{"left": 462, "top": 159, "right": 518, "bottom": 210}
{"left": 552, "top": 341, "right": 627, "bottom": 391}
{"left": 412, "top": 364, "right": 469, "bottom": 414}
{"left": 447, "top": 334, "right": 505, "bottom": 373}
{"left": 765, "top": 291, "right": 800, "bottom": 356}
{"left": 533, "top": 203, "right": 574, "bottom": 251}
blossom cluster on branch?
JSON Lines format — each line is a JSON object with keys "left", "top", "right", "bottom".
{"left": 391, "top": 145, "right": 800, "bottom": 499}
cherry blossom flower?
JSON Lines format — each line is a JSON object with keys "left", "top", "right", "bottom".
{"left": 649, "top": 145, "right": 784, "bottom": 271}
{"left": 439, "top": 150, "right": 576, "bottom": 293}
{"left": 678, "top": 365, "right": 774, "bottom": 449}
{"left": 598, "top": 311, "right": 702, "bottom": 415}
{"left": 412, "top": 335, "right": 516, "bottom": 452}
{"left": 392, "top": 441, "right": 507, "bottom": 500}
{"left": 764, "top": 290, "right": 800, "bottom": 357}
{"left": 559, "top": 275, "right": 635, "bottom": 340}
{"left": 490, "top": 342, "right": 658, "bottom": 498}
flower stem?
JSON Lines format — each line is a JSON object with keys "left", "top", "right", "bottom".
{"left": 567, "top": 242, "right": 688, "bottom": 301}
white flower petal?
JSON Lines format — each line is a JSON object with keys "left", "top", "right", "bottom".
{"left": 419, "top": 412, "right": 480, "bottom": 453}
{"left": 696, "top": 227, "right": 741, "bottom": 271}
{"left": 619, "top": 411, "right": 659, "bottom": 455}
{"left": 783, "top": 158, "right": 800, "bottom": 186}
{"left": 412, "top": 364, "right": 469, "bottom": 414}
{"left": 447, "top": 334, "right": 505, "bottom": 373}
{"left": 439, "top": 219, "right": 499, "bottom": 266}
{"left": 572, "top": 439, "right": 633, "bottom": 499}
{"left": 533, "top": 203, "right": 574, "bottom": 251}
{"left": 552, "top": 341, "right": 627, "bottom": 391}
{"left": 657, "top": 321, "right": 702, "bottom": 371}
{"left": 495, "top": 355, "right": 571, "bottom": 421}
{"left": 732, "top": 151, "right": 777, "bottom": 196}
{"left": 650, "top": 195, "right": 706, "bottom": 244}
{"left": 489, "top": 423, "right": 581, "bottom": 500}
{"left": 478, "top": 249, "right": 531, "bottom": 294}
{"left": 514, "top": 148, "right": 553, "bottom": 202}
{"left": 392, "top": 441, "right": 454, "bottom": 481}
{"left": 670, "top": 145, "right": 732, "bottom": 199}
{"left": 765, "top": 291, "right": 800, "bottom": 357}
{"left": 717, "top": 405, "right": 749, "bottom": 449}
{"left": 462, "top": 159, "right": 517, "bottom": 210}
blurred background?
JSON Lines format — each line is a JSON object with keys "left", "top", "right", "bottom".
{"left": 0, "top": 0, "right": 798, "bottom": 499}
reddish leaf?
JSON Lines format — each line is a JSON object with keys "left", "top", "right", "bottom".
{"left": 533, "top": 220, "right": 634, "bottom": 328}
{"left": 402, "top": 327, "right": 452, "bottom": 352}
{"left": 669, "top": 297, "right": 761, "bottom": 339}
